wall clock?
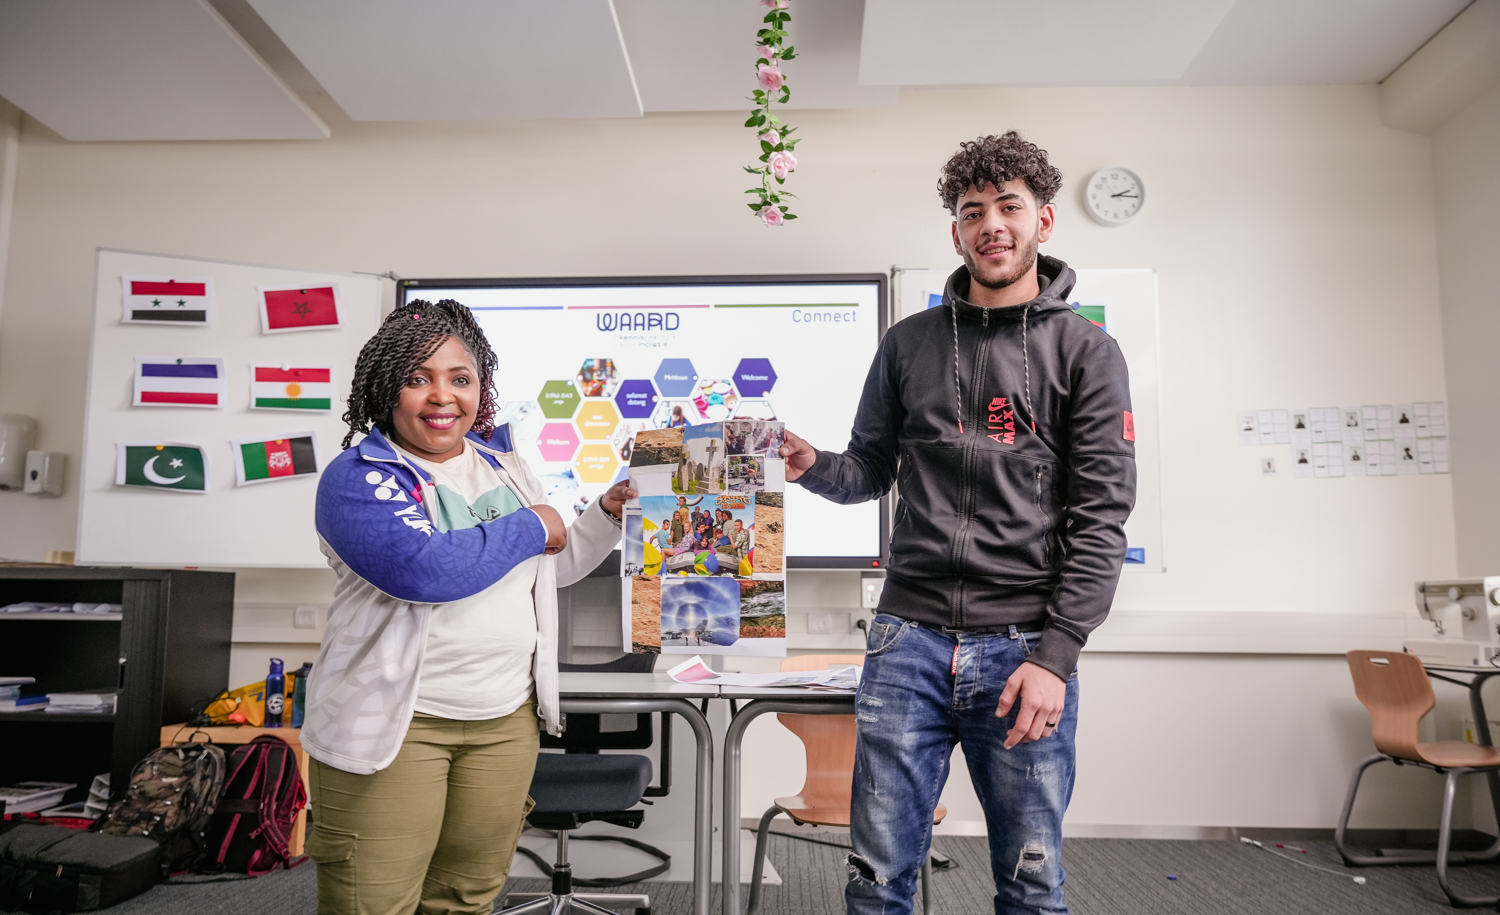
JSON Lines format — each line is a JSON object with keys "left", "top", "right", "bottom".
{"left": 1084, "top": 166, "right": 1145, "bottom": 227}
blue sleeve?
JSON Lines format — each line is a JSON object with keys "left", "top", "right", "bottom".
{"left": 315, "top": 450, "right": 548, "bottom": 603}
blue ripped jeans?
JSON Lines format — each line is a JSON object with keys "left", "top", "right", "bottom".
{"left": 846, "top": 614, "right": 1079, "bottom": 915}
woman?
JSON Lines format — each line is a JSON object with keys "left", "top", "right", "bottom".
{"left": 667, "top": 405, "right": 687, "bottom": 428}
{"left": 302, "top": 300, "right": 631, "bottom": 915}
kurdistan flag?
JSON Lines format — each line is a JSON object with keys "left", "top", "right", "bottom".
{"left": 116, "top": 443, "right": 209, "bottom": 493}
{"left": 250, "top": 364, "right": 335, "bottom": 411}
{"left": 233, "top": 433, "right": 319, "bottom": 486}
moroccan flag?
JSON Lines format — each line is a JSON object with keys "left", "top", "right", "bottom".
{"left": 259, "top": 284, "right": 341, "bottom": 334}
{"left": 250, "top": 364, "right": 335, "bottom": 411}
{"left": 1073, "top": 304, "right": 1107, "bottom": 333}
{"left": 133, "top": 357, "right": 226, "bottom": 408}
{"left": 121, "top": 276, "right": 214, "bottom": 325}
{"left": 233, "top": 433, "right": 319, "bottom": 486}
{"left": 116, "top": 443, "right": 209, "bottom": 493}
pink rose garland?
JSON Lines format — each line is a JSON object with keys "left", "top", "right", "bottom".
{"left": 744, "top": 0, "right": 801, "bottom": 225}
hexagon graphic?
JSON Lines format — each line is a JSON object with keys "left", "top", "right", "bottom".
{"left": 733, "top": 399, "right": 778, "bottom": 421}
{"left": 538, "top": 380, "right": 580, "bottom": 419}
{"left": 574, "top": 444, "right": 619, "bottom": 484}
{"left": 690, "top": 378, "right": 739, "bottom": 422}
{"left": 536, "top": 423, "right": 580, "bottom": 463}
{"left": 575, "top": 401, "right": 621, "bottom": 441}
{"left": 615, "top": 379, "right": 657, "bottom": 419}
{"left": 652, "top": 400, "right": 693, "bottom": 430}
{"left": 654, "top": 359, "right": 697, "bottom": 397}
{"left": 733, "top": 359, "right": 777, "bottom": 397}
{"left": 575, "top": 358, "right": 620, "bottom": 399}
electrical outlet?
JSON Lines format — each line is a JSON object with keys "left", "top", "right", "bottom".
{"left": 293, "top": 605, "right": 318, "bottom": 630}
{"left": 860, "top": 572, "right": 885, "bottom": 610}
{"left": 807, "top": 612, "right": 832, "bottom": 635}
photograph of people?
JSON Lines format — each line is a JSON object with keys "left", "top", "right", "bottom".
{"left": 779, "top": 133, "right": 1136, "bottom": 914}
{"left": 302, "top": 299, "right": 633, "bottom": 915}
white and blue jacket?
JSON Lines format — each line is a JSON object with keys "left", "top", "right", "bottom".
{"left": 301, "top": 425, "right": 621, "bottom": 775}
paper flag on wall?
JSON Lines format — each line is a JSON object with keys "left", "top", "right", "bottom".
{"left": 132, "top": 357, "right": 226, "bottom": 408}
{"left": 121, "top": 276, "right": 214, "bottom": 326}
{"left": 232, "top": 433, "right": 319, "bottom": 486}
{"left": 249, "top": 364, "right": 335, "bottom": 411}
{"left": 258, "top": 284, "right": 342, "bottom": 334}
{"left": 116, "top": 442, "right": 209, "bottom": 493}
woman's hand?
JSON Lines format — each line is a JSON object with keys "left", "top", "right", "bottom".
{"left": 599, "top": 481, "right": 637, "bottom": 519}
{"left": 529, "top": 504, "right": 568, "bottom": 555}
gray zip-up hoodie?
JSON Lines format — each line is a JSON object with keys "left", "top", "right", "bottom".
{"left": 796, "top": 256, "right": 1137, "bottom": 679}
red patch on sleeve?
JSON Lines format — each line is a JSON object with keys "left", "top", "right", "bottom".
{"left": 1123, "top": 411, "right": 1136, "bottom": 442}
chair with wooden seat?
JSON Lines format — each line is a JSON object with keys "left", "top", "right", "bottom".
{"left": 746, "top": 654, "right": 943, "bottom": 915}
{"left": 1335, "top": 650, "right": 1500, "bottom": 907}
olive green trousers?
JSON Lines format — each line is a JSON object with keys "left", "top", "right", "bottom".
{"left": 306, "top": 703, "right": 540, "bottom": 915}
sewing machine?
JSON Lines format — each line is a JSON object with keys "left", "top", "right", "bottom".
{"left": 1405, "top": 577, "right": 1500, "bottom": 667}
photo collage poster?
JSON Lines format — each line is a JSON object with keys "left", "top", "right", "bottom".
{"left": 622, "top": 419, "right": 787, "bottom": 657}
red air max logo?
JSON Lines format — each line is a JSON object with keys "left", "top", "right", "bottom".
{"left": 987, "top": 397, "right": 1016, "bottom": 445}
{"left": 1123, "top": 411, "right": 1136, "bottom": 442}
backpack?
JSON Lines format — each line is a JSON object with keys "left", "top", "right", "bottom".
{"left": 95, "top": 742, "right": 226, "bottom": 876}
{"left": 200, "top": 735, "right": 306, "bottom": 876}
{"left": 0, "top": 824, "right": 162, "bottom": 913}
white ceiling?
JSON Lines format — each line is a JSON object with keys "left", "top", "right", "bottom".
{"left": 0, "top": 0, "right": 1473, "bottom": 140}
{"left": 0, "top": 0, "right": 327, "bottom": 141}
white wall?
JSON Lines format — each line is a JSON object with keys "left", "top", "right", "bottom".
{"left": 0, "top": 84, "right": 1466, "bottom": 829}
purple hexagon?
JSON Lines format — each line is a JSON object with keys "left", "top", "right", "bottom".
{"left": 733, "top": 358, "right": 777, "bottom": 397}
{"left": 654, "top": 358, "right": 697, "bottom": 397}
{"left": 614, "top": 379, "right": 657, "bottom": 419}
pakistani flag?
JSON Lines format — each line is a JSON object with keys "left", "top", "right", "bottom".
{"left": 116, "top": 443, "right": 209, "bottom": 493}
{"left": 233, "top": 433, "right": 319, "bottom": 486}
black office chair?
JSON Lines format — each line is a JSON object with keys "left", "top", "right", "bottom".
{"left": 498, "top": 654, "right": 671, "bottom": 915}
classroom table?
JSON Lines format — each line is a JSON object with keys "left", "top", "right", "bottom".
{"left": 557, "top": 671, "right": 718, "bottom": 915}
{"left": 1417, "top": 662, "right": 1500, "bottom": 861}
{"left": 717, "top": 687, "right": 857, "bottom": 915}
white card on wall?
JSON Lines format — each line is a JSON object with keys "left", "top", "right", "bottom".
{"left": 1394, "top": 403, "right": 1417, "bottom": 440}
{"left": 1262, "top": 456, "right": 1277, "bottom": 476}
{"left": 1380, "top": 441, "right": 1398, "bottom": 476}
{"left": 1292, "top": 445, "right": 1314, "bottom": 479}
{"left": 1238, "top": 411, "right": 1259, "bottom": 446}
{"left": 1345, "top": 442, "right": 1366, "bottom": 477}
{"left": 1341, "top": 407, "right": 1364, "bottom": 443}
{"left": 1273, "top": 409, "right": 1290, "bottom": 444}
{"left": 1396, "top": 440, "right": 1419, "bottom": 475}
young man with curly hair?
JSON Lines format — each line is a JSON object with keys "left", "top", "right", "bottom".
{"left": 780, "top": 132, "right": 1137, "bottom": 914}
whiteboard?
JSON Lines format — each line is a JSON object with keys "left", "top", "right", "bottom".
{"left": 78, "top": 249, "right": 382, "bottom": 568}
{"left": 894, "top": 267, "right": 1165, "bottom": 572}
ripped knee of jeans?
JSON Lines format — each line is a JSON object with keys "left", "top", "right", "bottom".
{"left": 855, "top": 693, "right": 883, "bottom": 724}
{"left": 846, "top": 853, "right": 889, "bottom": 886}
{"left": 1011, "top": 840, "right": 1049, "bottom": 880}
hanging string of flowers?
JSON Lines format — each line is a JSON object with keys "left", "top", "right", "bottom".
{"left": 744, "top": 0, "right": 799, "bottom": 226}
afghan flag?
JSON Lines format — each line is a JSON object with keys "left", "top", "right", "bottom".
{"left": 1073, "top": 304, "right": 1107, "bottom": 333}
{"left": 250, "top": 364, "right": 335, "bottom": 411}
{"left": 233, "top": 433, "right": 319, "bottom": 486}
{"left": 116, "top": 443, "right": 209, "bottom": 493}
{"left": 121, "top": 276, "right": 214, "bottom": 325}
{"left": 259, "top": 283, "right": 341, "bottom": 334}
{"left": 133, "top": 357, "right": 226, "bottom": 408}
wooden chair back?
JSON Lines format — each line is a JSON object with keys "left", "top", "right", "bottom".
{"left": 777, "top": 655, "right": 865, "bottom": 810}
{"left": 1345, "top": 650, "right": 1433, "bottom": 761}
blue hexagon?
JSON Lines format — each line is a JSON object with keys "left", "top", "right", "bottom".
{"left": 733, "top": 358, "right": 777, "bottom": 397}
{"left": 615, "top": 379, "right": 657, "bottom": 419}
{"left": 654, "top": 358, "right": 697, "bottom": 397}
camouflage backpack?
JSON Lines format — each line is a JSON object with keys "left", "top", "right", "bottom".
{"left": 96, "top": 742, "right": 226, "bottom": 876}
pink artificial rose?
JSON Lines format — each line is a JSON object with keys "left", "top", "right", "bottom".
{"left": 759, "top": 129, "right": 781, "bottom": 146}
{"left": 760, "top": 0, "right": 788, "bottom": 8}
{"left": 760, "top": 207, "right": 785, "bottom": 227}
{"left": 757, "top": 64, "right": 784, "bottom": 93}
{"left": 756, "top": 45, "right": 775, "bottom": 60}
{"left": 767, "top": 150, "right": 798, "bottom": 180}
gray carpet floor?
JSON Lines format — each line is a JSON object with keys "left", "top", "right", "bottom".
{"left": 8, "top": 835, "right": 1500, "bottom": 914}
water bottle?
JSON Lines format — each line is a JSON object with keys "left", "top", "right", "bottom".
{"left": 290, "top": 662, "right": 312, "bottom": 728}
{"left": 264, "top": 658, "right": 285, "bottom": 728}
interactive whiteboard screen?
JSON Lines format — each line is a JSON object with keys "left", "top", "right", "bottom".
{"left": 398, "top": 275, "right": 889, "bottom": 567}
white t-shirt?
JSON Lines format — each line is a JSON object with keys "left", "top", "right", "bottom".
{"left": 395, "top": 441, "right": 540, "bottom": 720}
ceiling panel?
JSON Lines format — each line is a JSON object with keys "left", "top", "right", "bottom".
{"left": 247, "top": 0, "right": 642, "bottom": 121}
{"left": 617, "top": 0, "right": 896, "bottom": 112}
{"left": 0, "top": 0, "right": 328, "bottom": 141}
{"left": 1179, "top": 0, "right": 1472, "bottom": 85}
{"left": 858, "top": 0, "right": 1239, "bottom": 86}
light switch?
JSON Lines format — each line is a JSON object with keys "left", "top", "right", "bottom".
{"left": 294, "top": 606, "right": 318, "bottom": 629}
{"left": 807, "top": 612, "right": 832, "bottom": 634}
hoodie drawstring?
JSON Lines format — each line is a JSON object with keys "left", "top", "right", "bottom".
{"left": 1022, "top": 303, "right": 1036, "bottom": 434}
{"left": 952, "top": 300, "right": 1039, "bottom": 437}
{"left": 951, "top": 301, "right": 964, "bottom": 434}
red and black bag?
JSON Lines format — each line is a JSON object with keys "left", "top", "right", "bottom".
{"left": 200, "top": 735, "right": 306, "bottom": 876}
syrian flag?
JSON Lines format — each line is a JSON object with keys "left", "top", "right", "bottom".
{"left": 233, "top": 433, "right": 319, "bottom": 486}
{"left": 250, "top": 364, "right": 335, "bottom": 411}
{"left": 258, "top": 283, "right": 342, "bottom": 334}
{"left": 121, "top": 276, "right": 214, "bottom": 325}
{"left": 133, "top": 357, "right": 226, "bottom": 408}
{"left": 116, "top": 442, "right": 209, "bottom": 493}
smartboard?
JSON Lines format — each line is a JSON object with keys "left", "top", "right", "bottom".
{"left": 78, "top": 249, "right": 382, "bottom": 568}
{"left": 896, "top": 267, "right": 1165, "bottom": 572}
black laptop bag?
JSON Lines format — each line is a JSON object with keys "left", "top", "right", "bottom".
{"left": 0, "top": 823, "right": 162, "bottom": 913}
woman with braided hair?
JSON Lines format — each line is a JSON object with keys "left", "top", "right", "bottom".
{"left": 301, "top": 299, "right": 633, "bottom": 915}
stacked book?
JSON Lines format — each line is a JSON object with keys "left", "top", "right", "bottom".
{"left": 0, "top": 677, "right": 45, "bottom": 713}
{"left": 45, "top": 690, "right": 118, "bottom": 714}
{"left": 39, "top": 774, "right": 110, "bottom": 820}
{"left": 0, "top": 781, "right": 76, "bottom": 814}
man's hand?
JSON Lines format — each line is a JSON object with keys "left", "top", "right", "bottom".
{"left": 599, "top": 481, "right": 636, "bottom": 519}
{"left": 778, "top": 430, "right": 818, "bottom": 482}
{"left": 529, "top": 504, "right": 568, "bottom": 555}
{"left": 996, "top": 661, "right": 1066, "bottom": 749}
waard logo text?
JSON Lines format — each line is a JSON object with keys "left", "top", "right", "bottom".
{"left": 596, "top": 312, "right": 681, "bottom": 332}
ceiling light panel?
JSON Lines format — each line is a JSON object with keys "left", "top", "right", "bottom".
{"left": 247, "top": 0, "right": 643, "bottom": 120}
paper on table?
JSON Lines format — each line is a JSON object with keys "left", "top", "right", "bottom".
{"left": 665, "top": 655, "right": 860, "bottom": 690}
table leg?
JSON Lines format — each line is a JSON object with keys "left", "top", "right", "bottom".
{"left": 560, "top": 698, "right": 713, "bottom": 915}
{"left": 722, "top": 697, "right": 854, "bottom": 915}
{"left": 1462, "top": 673, "right": 1500, "bottom": 863}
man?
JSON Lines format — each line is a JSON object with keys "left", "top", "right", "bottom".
{"left": 730, "top": 518, "right": 752, "bottom": 561}
{"left": 780, "top": 132, "right": 1136, "bottom": 915}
